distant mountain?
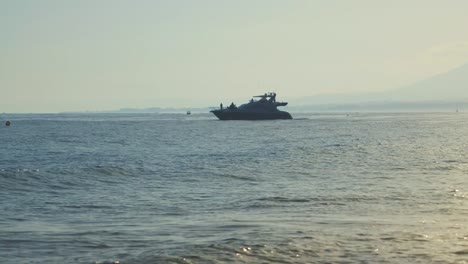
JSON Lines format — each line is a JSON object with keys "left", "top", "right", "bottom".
{"left": 118, "top": 107, "right": 161, "bottom": 113}
{"left": 385, "top": 62, "right": 468, "bottom": 102}
{"left": 116, "top": 107, "right": 211, "bottom": 114}
{"left": 289, "top": 62, "right": 468, "bottom": 110}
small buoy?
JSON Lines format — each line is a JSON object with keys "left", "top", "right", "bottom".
{"left": 5, "top": 120, "right": 10, "bottom": 126}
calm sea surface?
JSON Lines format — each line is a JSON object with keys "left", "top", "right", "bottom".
{"left": 1, "top": 112, "right": 467, "bottom": 264}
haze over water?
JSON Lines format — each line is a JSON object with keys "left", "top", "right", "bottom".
{"left": 1, "top": 112, "right": 467, "bottom": 263}
{"left": 2, "top": 1, "right": 468, "bottom": 112}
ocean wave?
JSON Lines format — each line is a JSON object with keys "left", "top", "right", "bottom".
{"left": 0, "top": 165, "right": 151, "bottom": 193}
{"left": 256, "top": 196, "right": 311, "bottom": 203}
{"left": 2, "top": 113, "right": 468, "bottom": 264}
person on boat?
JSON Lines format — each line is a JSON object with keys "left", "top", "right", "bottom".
{"left": 220, "top": 103, "right": 223, "bottom": 110}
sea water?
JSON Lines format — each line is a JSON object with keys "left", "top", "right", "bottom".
{"left": 1, "top": 113, "right": 467, "bottom": 263}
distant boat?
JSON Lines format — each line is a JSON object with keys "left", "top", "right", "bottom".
{"left": 186, "top": 111, "right": 191, "bottom": 115}
{"left": 210, "top": 92, "right": 292, "bottom": 120}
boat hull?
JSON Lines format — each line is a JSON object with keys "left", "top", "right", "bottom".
{"left": 211, "top": 110, "right": 292, "bottom": 120}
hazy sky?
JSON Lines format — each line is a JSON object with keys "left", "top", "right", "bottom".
{"left": 1, "top": 0, "right": 468, "bottom": 112}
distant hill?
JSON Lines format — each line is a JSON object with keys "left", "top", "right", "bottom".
{"left": 117, "top": 107, "right": 212, "bottom": 114}
{"left": 385, "top": 62, "right": 468, "bottom": 101}
{"left": 288, "top": 62, "right": 468, "bottom": 111}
